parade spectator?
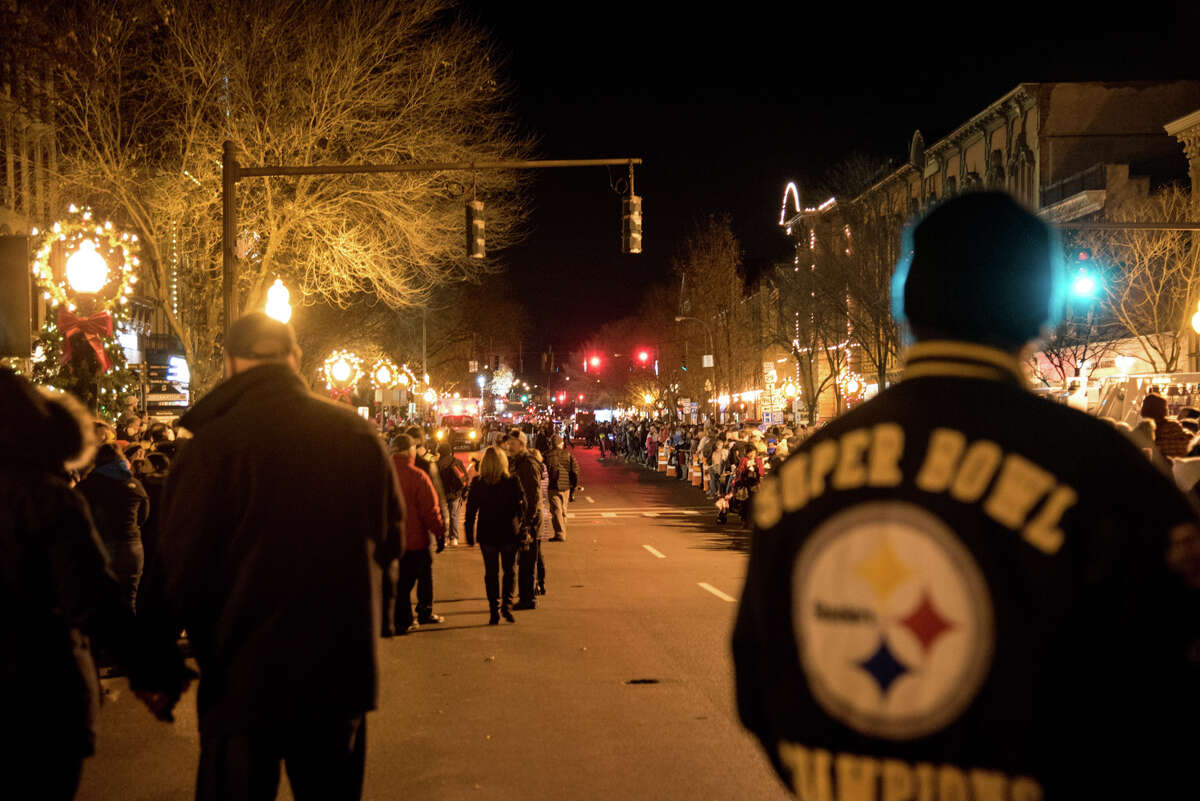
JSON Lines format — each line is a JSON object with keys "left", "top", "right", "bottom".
{"left": 0, "top": 369, "right": 191, "bottom": 801}
{"left": 383, "top": 434, "right": 446, "bottom": 635}
{"left": 464, "top": 446, "right": 526, "bottom": 624}
{"left": 77, "top": 443, "right": 150, "bottom": 613}
{"left": 436, "top": 441, "right": 469, "bottom": 547}
{"left": 734, "top": 192, "right": 1200, "bottom": 800}
{"left": 139, "top": 313, "right": 404, "bottom": 800}
{"left": 530, "top": 447, "right": 551, "bottom": 594}
{"left": 407, "top": 425, "right": 451, "bottom": 545}
{"left": 1140, "top": 390, "right": 1191, "bottom": 460}
{"left": 504, "top": 430, "right": 544, "bottom": 609}
{"left": 544, "top": 434, "right": 580, "bottom": 542}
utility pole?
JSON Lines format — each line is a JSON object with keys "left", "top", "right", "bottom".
{"left": 421, "top": 308, "right": 427, "bottom": 380}
{"left": 220, "top": 144, "right": 643, "bottom": 335}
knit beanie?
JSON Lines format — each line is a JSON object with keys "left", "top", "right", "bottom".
{"left": 893, "top": 192, "right": 1064, "bottom": 348}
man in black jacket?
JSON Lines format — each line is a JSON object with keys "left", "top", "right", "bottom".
{"left": 504, "top": 429, "right": 543, "bottom": 609}
{"left": 141, "top": 313, "right": 405, "bottom": 801}
{"left": 733, "top": 193, "right": 1200, "bottom": 800}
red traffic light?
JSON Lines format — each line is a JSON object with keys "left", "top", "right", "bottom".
{"left": 637, "top": 350, "right": 649, "bottom": 363}
{"left": 589, "top": 355, "right": 601, "bottom": 367}
{"left": 1075, "top": 248, "right": 1091, "bottom": 262}
{"left": 578, "top": 393, "right": 584, "bottom": 401}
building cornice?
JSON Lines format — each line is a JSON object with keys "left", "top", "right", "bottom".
{"left": 1036, "top": 190, "right": 1106, "bottom": 223}
{"left": 856, "top": 83, "right": 1040, "bottom": 202}
{"left": 1165, "top": 108, "right": 1200, "bottom": 137}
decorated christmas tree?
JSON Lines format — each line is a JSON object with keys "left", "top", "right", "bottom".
{"left": 29, "top": 206, "right": 143, "bottom": 422}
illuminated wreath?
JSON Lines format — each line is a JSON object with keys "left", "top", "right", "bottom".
{"left": 31, "top": 205, "right": 141, "bottom": 312}
{"left": 838, "top": 371, "right": 865, "bottom": 399}
{"left": 369, "top": 357, "right": 402, "bottom": 389}
{"left": 320, "top": 350, "right": 363, "bottom": 391}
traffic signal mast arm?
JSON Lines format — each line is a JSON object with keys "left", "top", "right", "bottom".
{"left": 222, "top": 140, "right": 643, "bottom": 333}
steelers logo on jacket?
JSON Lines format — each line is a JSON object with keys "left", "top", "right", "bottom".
{"left": 792, "top": 501, "right": 994, "bottom": 740}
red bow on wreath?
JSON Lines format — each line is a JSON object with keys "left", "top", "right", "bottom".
{"left": 330, "top": 386, "right": 354, "bottom": 403}
{"left": 57, "top": 307, "right": 114, "bottom": 372}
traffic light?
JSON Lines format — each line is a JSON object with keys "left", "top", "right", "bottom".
{"left": 466, "top": 199, "right": 485, "bottom": 259}
{"left": 622, "top": 194, "right": 642, "bottom": 254}
{"left": 636, "top": 349, "right": 650, "bottom": 365}
{"left": 578, "top": 393, "right": 584, "bottom": 401}
{"left": 1075, "top": 247, "right": 1091, "bottom": 262}
{"left": 589, "top": 355, "right": 601, "bottom": 368}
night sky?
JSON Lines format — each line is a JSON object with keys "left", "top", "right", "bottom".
{"left": 461, "top": 1, "right": 1200, "bottom": 358}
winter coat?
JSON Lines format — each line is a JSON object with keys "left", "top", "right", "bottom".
{"left": 0, "top": 469, "right": 123, "bottom": 757}
{"left": 0, "top": 372, "right": 169, "bottom": 760}
{"left": 391, "top": 453, "right": 444, "bottom": 552}
{"left": 734, "top": 340, "right": 1200, "bottom": 800}
{"left": 142, "top": 363, "right": 405, "bottom": 736}
{"left": 544, "top": 447, "right": 580, "bottom": 493}
{"left": 414, "top": 451, "right": 451, "bottom": 537}
{"left": 509, "top": 451, "right": 543, "bottom": 529}
{"left": 77, "top": 462, "right": 149, "bottom": 548}
{"left": 464, "top": 475, "right": 527, "bottom": 547}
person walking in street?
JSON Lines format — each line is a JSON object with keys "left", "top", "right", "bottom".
{"left": 544, "top": 435, "right": 580, "bottom": 542}
{"left": 139, "top": 313, "right": 405, "bottom": 801}
{"left": 0, "top": 370, "right": 192, "bottom": 801}
{"left": 464, "top": 446, "right": 526, "bottom": 624}
{"left": 383, "top": 434, "right": 446, "bottom": 635}
{"left": 503, "top": 430, "right": 543, "bottom": 609}
{"left": 733, "top": 193, "right": 1200, "bottom": 800}
{"left": 530, "top": 447, "right": 552, "bottom": 595}
{"left": 77, "top": 443, "right": 150, "bottom": 613}
{"left": 436, "top": 441, "right": 468, "bottom": 546}
{"left": 406, "top": 425, "right": 451, "bottom": 546}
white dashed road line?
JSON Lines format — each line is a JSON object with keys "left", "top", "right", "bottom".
{"left": 601, "top": 512, "right": 617, "bottom": 518}
{"left": 642, "top": 512, "right": 660, "bottom": 518}
{"left": 642, "top": 545, "right": 667, "bottom": 559}
{"left": 698, "top": 582, "right": 737, "bottom": 603}
{"left": 585, "top": 496, "right": 595, "bottom": 504}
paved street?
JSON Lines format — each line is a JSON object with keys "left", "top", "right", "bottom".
{"left": 78, "top": 448, "right": 790, "bottom": 801}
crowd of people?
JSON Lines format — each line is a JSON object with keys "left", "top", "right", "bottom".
{"left": 2, "top": 319, "right": 589, "bottom": 799}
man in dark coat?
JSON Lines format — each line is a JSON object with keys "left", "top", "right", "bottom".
{"left": 504, "top": 430, "right": 543, "bottom": 609}
{"left": 140, "top": 313, "right": 405, "bottom": 801}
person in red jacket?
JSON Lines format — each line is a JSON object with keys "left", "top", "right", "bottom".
{"left": 383, "top": 433, "right": 445, "bottom": 636}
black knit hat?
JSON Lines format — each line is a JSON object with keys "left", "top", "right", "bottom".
{"left": 894, "top": 192, "right": 1064, "bottom": 348}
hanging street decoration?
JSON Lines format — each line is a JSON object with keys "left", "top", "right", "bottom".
{"left": 370, "top": 357, "right": 401, "bottom": 390}
{"left": 29, "top": 205, "right": 143, "bottom": 420}
{"left": 839, "top": 370, "right": 865, "bottom": 400}
{"left": 320, "top": 350, "right": 363, "bottom": 403}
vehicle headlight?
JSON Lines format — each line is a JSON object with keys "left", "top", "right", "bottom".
{"left": 469, "top": 430, "right": 477, "bottom": 440}
{"left": 435, "top": 430, "right": 444, "bottom": 440}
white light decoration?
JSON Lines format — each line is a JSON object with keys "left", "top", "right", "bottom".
{"left": 264, "top": 279, "right": 292, "bottom": 323}
{"left": 423, "top": 389, "right": 437, "bottom": 404}
{"left": 320, "top": 350, "right": 363, "bottom": 392}
{"left": 1115, "top": 355, "right": 1136, "bottom": 374}
{"left": 331, "top": 359, "right": 352, "bottom": 383}
{"left": 369, "top": 357, "right": 403, "bottom": 390}
{"left": 65, "top": 239, "right": 109, "bottom": 294}
{"left": 1191, "top": 299, "right": 1200, "bottom": 334}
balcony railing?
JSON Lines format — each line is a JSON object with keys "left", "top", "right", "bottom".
{"left": 1040, "top": 163, "right": 1107, "bottom": 207}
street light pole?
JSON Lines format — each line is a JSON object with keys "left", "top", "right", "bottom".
{"left": 673, "top": 315, "right": 714, "bottom": 359}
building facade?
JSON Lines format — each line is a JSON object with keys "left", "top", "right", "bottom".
{"left": 778, "top": 81, "right": 1200, "bottom": 421}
